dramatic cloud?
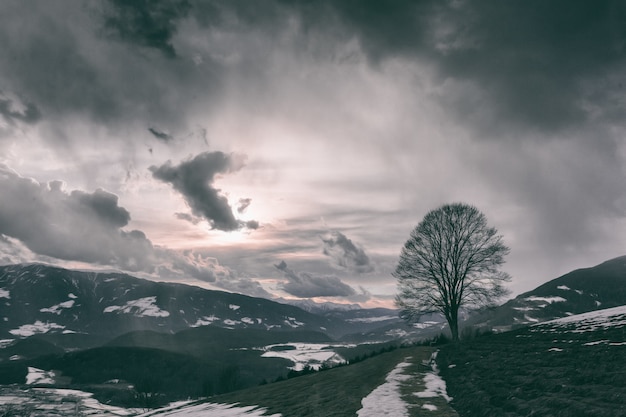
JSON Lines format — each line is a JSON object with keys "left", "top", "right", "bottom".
{"left": 322, "top": 231, "right": 374, "bottom": 274}
{"left": 0, "top": 165, "right": 224, "bottom": 282}
{"left": 274, "top": 260, "right": 356, "bottom": 298}
{"left": 0, "top": 165, "right": 142, "bottom": 269}
{"left": 323, "top": 0, "right": 626, "bottom": 137}
{"left": 100, "top": 0, "right": 192, "bottom": 58}
{"left": 150, "top": 151, "right": 257, "bottom": 231}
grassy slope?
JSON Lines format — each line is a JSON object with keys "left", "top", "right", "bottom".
{"left": 212, "top": 346, "right": 457, "bottom": 417}
{"left": 438, "top": 324, "right": 626, "bottom": 417}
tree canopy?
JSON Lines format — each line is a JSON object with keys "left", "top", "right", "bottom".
{"left": 394, "top": 203, "right": 510, "bottom": 341}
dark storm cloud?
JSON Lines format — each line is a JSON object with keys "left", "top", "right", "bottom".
{"left": 301, "top": 0, "right": 626, "bottom": 137}
{"left": 0, "top": 164, "right": 226, "bottom": 281}
{"left": 150, "top": 151, "right": 257, "bottom": 231}
{"left": 100, "top": 0, "right": 192, "bottom": 58}
{"left": 148, "top": 127, "right": 174, "bottom": 142}
{"left": 0, "top": 1, "right": 209, "bottom": 141}
{"left": 321, "top": 231, "right": 374, "bottom": 274}
{"left": 274, "top": 260, "right": 356, "bottom": 298}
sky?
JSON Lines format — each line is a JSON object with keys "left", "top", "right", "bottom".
{"left": 2, "top": 0, "right": 626, "bottom": 308}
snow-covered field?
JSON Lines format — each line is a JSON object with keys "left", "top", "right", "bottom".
{"left": 0, "top": 387, "right": 141, "bottom": 416}
{"left": 137, "top": 402, "right": 281, "bottom": 417}
{"left": 104, "top": 296, "right": 170, "bottom": 317}
{"left": 26, "top": 367, "right": 56, "bottom": 385}
{"left": 533, "top": 305, "right": 626, "bottom": 334}
{"left": 9, "top": 320, "right": 66, "bottom": 336}
{"left": 260, "top": 343, "right": 351, "bottom": 371}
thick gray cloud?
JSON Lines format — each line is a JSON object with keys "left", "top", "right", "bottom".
{"left": 316, "top": 0, "right": 626, "bottom": 136}
{"left": 0, "top": 164, "right": 225, "bottom": 282}
{"left": 0, "top": 165, "right": 141, "bottom": 268}
{"left": 0, "top": 0, "right": 214, "bottom": 143}
{"left": 150, "top": 151, "right": 258, "bottom": 231}
{"left": 100, "top": 0, "right": 192, "bottom": 58}
{"left": 322, "top": 231, "right": 374, "bottom": 274}
{"left": 274, "top": 260, "right": 356, "bottom": 298}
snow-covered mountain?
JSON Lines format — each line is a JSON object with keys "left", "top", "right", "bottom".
{"left": 469, "top": 255, "right": 626, "bottom": 331}
{"left": 0, "top": 263, "right": 374, "bottom": 345}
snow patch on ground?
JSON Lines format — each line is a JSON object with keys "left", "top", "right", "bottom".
{"left": 422, "top": 403, "right": 438, "bottom": 411}
{"left": 0, "top": 288, "right": 9, "bottom": 299}
{"left": 104, "top": 296, "right": 170, "bottom": 317}
{"left": 0, "top": 387, "right": 140, "bottom": 416}
{"left": 68, "top": 293, "right": 78, "bottom": 299}
{"left": 557, "top": 285, "right": 570, "bottom": 291}
{"left": 524, "top": 296, "right": 566, "bottom": 304}
{"left": 229, "top": 304, "right": 240, "bottom": 310}
{"left": 40, "top": 299, "right": 75, "bottom": 314}
{"left": 412, "top": 321, "right": 442, "bottom": 329}
{"left": 415, "top": 351, "right": 452, "bottom": 402}
{"left": 137, "top": 402, "right": 281, "bottom": 416}
{"left": 0, "top": 339, "right": 14, "bottom": 348}
{"left": 192, "top": 315, "right": 220, "bottom": 327}
{"left": 583, "top": 340, "right": 610, "bottom": 346}
{"left": 523, "top": 315, "right": 539, "bottom": 323}
{"left": 9, "top": 321, "right": 65, "bottom": 336}
{"left": 548, "top": 347, "right": 563, "bottom": 352}
{"left": 26, "top": 367, "right": 55, "bottom": 385}
{"left": 260, "top": 343, "right": 348, "bottom": 371}
{"left": 534, "top": 305, "right": 626, "bottom": 333}
{"left": 347, "top": 315, "right": 398, "bottom": 323}
{"left": 283, "top": 317, "right": 304, "bottom": 328}
{"left": 357, "top": 359, "right": 412, "bottom": 417}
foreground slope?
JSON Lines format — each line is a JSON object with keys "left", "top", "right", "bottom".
{"left": 143, "top": 346, "right": 458, "bottom": 417}
{"left": 440, "top": 305, "right": 626, "bottom": 416}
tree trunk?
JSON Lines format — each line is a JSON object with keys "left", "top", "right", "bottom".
{"left": 448, "top": 314, "right": 459, "bottom": 342}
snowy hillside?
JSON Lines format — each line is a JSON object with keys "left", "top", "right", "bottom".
{"left": 532, "top": 304, "right": 626, "bottom": 335}
{"left": 0, "top": 263, "right": 384, "bottom": 345}
{"left": 468, "top": 255, "right": 626, "bottom": 330}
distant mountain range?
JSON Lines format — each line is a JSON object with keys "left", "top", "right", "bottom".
{"left": 469, "top": 255, "right": 626, "bottom": 331}
{"left": 0, "top": 263, "right": 406, "bottom": 347}
{"left": 0, "top": 263, "right": 416, "bottom": 403}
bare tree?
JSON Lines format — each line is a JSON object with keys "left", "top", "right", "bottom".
{"left": 394, "top": 203, "right": 510, "bottom": 342}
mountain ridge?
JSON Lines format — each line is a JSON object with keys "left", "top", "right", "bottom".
{"left": 468, "top": 254, "right": 626, "bottom": 331}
